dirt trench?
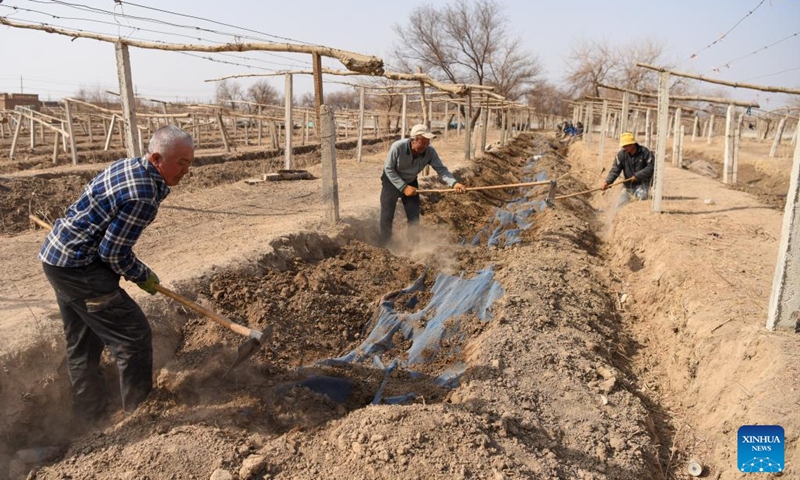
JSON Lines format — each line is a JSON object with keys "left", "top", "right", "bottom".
{"left": 5, "top": 133, "right": 676, "bottom": 479}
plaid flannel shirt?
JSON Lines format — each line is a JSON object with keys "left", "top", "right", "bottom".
{"left": 39, "top": 157, "right": 170, "bottom": 283}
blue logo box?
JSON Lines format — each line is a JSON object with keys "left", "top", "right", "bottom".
{"left": 738, "top": 425, "right": 784, "bottom": 473}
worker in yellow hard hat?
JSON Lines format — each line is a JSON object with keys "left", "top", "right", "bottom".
{"left": 600, "top": 132, "right": 654, "bottom": 202}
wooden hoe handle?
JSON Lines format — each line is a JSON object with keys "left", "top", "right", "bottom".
{"left": 28, "top": 214, "right": 255, "bottom": 340}
{"left": 417, "top": 179, "right": 551, "bottom": 194}
{"left": 153, "top": 284, "right": 254, "bottom": 339}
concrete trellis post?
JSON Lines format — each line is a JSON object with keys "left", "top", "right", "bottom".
{"left": 620, "top": 93, "right": 629, "bottom": 133}
{"left": 284, "top": 73, "right": 293, "bottom": 170}
{"left": 114, "top": 42, "right": 140, "bottom": 158}
{"left": 443, "top": 102, "right": 449, "bottom": 141}
{"left": 645, "top": 108, "right": 652, "bottom": 148}
{"left": 463, "top": 93, "right": 472, "bottom": 160}
{"left": 707, "top": 115, "right": 715, "bottom": 144}
{"left": 671, "top": 108, "right": 682, "bottom": 166}
{"left": 320, "top": 105, "right": 340, "bottom": 225}
{"left": 500, "top": 108, "right": 508, "bottom": 147}
{"left": 770, "top": 116, "right": 788, "bottom": 158}
{"left": 691, "top": 116, "right": 699, "bottom": 142}
{"left": 652, "top": 71, "right": 670, "bottom": 213}
{"left": 598, "top": 100, "right": 608, "bottom": 169}
{"left": 356, "top": 86, "right": 365, "bottom": 163}
{"left": 29, "top": 116, "right": 35, "bottom": 150}
{"left": 733, "top": 113, "right": 743, "bottom": 184}
{"left": 303, "top": 112, "right": 309, "bottom": 145}
{"left": 401, "top": 94, "right": 407, "bottom": 139}
{"left": 723, "top": 105, "right": 735, "bottom": 184}
{"left": 767, "top": 119, "right": 800, "bottom": 330}
{"left": 63, "top": 100, "right": 78, "bottom": 165}
{"left": 257, "top": 106, "right": 263, "bottom": 146}
{"left": 586, "top": 103, "right": 593, "bottom": 144}
{"left": 677, "top": 125, "right": 685, "bottom": 168}
{"left": 9, "top": 113, "right": 22, "bottom": 160}
{"left": 480, "top": 100, "right": 489, "bottom": 154}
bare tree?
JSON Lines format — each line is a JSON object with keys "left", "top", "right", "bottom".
{"left": 563, "top": 38, "right": 618, "bottom": 98}
{"left": 487, "top": 37, "right": 543, "bottom": 101}
{"left": 324, "top": 89, "right": 361, "bottom": 110}
{"left": 215, "top": 79, "right": 243, "bottom": 109}
{"left": 246, "top": 79, "right": 280, "bottom": 107}
{"left": 616, "top": 37, "right": 668, "bottom": 93}
{"left": 298, "top": 92, "right": 315, "bottom": 109}
{"left": 526, "top": 80, "right": 569, "bottom": 116}
{"left": 392, "top": 0, "right": 542, "bottom": 121}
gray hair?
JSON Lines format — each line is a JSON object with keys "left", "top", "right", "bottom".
{"left": 147, "top": 125, "right": 194, "bottom": 157}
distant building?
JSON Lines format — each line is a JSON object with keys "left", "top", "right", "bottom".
{"left": 0, "top": 93, "right": 40, "bottom": 111}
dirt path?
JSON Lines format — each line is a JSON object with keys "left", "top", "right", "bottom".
{"left": 1, "top": 131, "right": 797, "bottom": 479}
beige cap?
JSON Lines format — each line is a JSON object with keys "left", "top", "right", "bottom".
{"left": 409, "top": 124, "right": 435, "bottom": 139}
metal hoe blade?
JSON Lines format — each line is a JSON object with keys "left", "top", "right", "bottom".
{"left": 222, "top": 324, "right": 274, "bottom": 378}
{"left": 545, "top": 180, "right": 557, "bottom": 207}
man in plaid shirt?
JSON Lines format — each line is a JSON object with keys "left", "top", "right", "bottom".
{"left": 40, "top": 125, "right": 194, "bottom": 418}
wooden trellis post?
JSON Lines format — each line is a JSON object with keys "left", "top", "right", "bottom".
{"left": 215, "top": 112, "right": 232, "bottom": 153}
{"left": 320, "top": 105, "right": 339, "bottom": 224}
{"left": 9, "top": 113, "right": 22, "bottom": 160}
{"left": 312, "top": 52, "right": 324, "bottom": 141}
{"left": 419, "top": 78, "right": 429, "bottom": 128}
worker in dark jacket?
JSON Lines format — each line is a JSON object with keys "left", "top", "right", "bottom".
{"left": 601, "top": 132, "right": 654, "bottom": 201}
{"left": 40, "top": 125, "right": 195, "bottom": 420}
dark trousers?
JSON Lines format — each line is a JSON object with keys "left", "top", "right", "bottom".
{"left": 42, "top": 260, "right": 153, "bottom": 416}
{"left": 379, "top": 174, "right": 420, "bottom": 245}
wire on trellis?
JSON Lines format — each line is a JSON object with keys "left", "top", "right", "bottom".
{"left": 676, "top": 0, "right": 766, "bottom": 67}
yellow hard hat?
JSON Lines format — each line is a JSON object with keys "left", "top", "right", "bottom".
{"left": 619, "top": 132, "right": 636, "bottom": 147}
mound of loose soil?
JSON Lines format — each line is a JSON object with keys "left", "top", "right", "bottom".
{"left": 19, "top": 134, "right": 666, "bottom": 480}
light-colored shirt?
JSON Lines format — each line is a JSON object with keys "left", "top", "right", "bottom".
{"left": 383, "top": 138, "right": 457, "bottom": 191}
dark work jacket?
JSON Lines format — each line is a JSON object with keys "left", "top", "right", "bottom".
{"left": 605, "top": 143, "right": 654, "bottom": 188}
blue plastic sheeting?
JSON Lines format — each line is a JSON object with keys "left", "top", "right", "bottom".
{"left": 299, "top": 375, "right": 354, "bottom": 404}
{"left": 471, "top": 159, "right": 550, "bottom": 247}
{"left": 317, "top": 267, "right": 504, "bottom": 404}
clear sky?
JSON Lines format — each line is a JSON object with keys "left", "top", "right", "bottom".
{"left": 0, "top": 0, "right": 798, "bottom": 109}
